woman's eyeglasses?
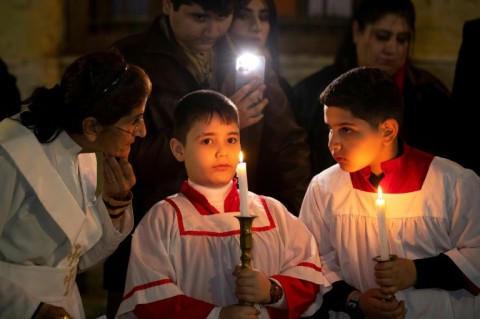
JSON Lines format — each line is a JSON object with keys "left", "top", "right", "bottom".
{"left": 114, "top": 115, "right": 144, "bottom": 137}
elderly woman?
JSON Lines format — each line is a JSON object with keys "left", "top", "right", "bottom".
{"left": 0, "top": 51, "right": 151, "bottom": 319}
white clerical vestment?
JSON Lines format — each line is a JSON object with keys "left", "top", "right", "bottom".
{"left": 0, "top": 119, "right": 133, "bottom": 319}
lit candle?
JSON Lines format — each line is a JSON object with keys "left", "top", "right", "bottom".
{"left": 376, "top": 186, "right": 390, "bottom": 261}
{"left": 237, "top": 151, "right": 249, "bottom": 217}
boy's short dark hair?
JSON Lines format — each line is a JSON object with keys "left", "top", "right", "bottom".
{"left": 170, "top": 0, "right": 235, "bottom": 16}
{"left": 320, "top": 66, "right": 404, "bottom": 129}
{"left": 173, "top": 89, "right": 239, "bottom": 144}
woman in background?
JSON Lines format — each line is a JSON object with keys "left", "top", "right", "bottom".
{"left": 294, "top": 0, "right": 454, "bottom": 178}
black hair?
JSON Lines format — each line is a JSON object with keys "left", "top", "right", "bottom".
{"left": 334, "top": 0, "right": 416, "bottom": 68}
{"left": 320, "top": 66, "right": 404, "bottom": 129}
{"left": 173, "top": 89, "right": 239, "bottom": 144}
{"left": 0, "top": 58, "right": 21, "bottom": 121}
{"left": 170, "top": 0, "right": 235, "bottom": 16}
{"left": 20, "top": 51, "right": 151, "bottom": 143}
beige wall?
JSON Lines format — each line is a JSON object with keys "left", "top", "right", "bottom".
{"left": 1, "top": 0, "right": 479, "bottom": 99}
{"left": 0, "top": 0, "right": 64, "bottom": 99}
{"left": 411, "top": 0, "right": 480, "bottom": 88}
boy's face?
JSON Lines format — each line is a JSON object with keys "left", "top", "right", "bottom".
{"left": 353, "top": 13, "right": 411, "bottom": 76}
{"left": 324, "top": 105, "right": 391, "bottom": 175}
{"left": 171, "top": 114, "right": 241, "bottom": 188}
{"left": 164, "top": 1, "right": 233, "bottom": 53}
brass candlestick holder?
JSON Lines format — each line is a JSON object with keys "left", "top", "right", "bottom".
{"left": 235, "top": 214, "right": 257, "bottom": 305}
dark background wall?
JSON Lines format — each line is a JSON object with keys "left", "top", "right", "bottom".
{"left": 1, "top": 0, "right": 479, "bottom": 100}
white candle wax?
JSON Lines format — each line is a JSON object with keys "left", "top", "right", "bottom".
{"left": 237, "top": 151, "right": 249, "bottom": 217}
{"left": 376, "top": 186, "right": 390, "bottom": 261}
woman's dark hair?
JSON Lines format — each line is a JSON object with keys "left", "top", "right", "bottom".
{"left": 20, "top": 51, "right": 151, "bottom": 143}
{"left": 173, "top": 89, "right": 238, "bottom": 144}
{"left": 334, "top": 0, "right": 416, "bottom": 68}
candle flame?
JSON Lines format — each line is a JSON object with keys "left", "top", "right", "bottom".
{"left": 239, "top": 151, "right": 244, "bottom": 163}
{"left": 378, "top": 186, "right": 383, "bottom": 200}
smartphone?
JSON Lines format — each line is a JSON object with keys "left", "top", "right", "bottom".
{"left": 235, "top": 53, "right": 266, "bottom": 102}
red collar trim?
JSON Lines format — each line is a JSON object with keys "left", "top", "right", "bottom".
{"left": 351, "top": 144, "right": 434, "bottom": 193}
{"left": 180, "top": 179, "right": 240, "bottom": 215}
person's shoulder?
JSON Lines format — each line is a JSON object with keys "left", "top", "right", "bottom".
{"left": 112, "top": 32, "right": 148, "bottom": 50}
{"left": 464, "top": 17, "right": 480, "bottom": 32}
{"left": 255, "top": 194, "right": 304, "bottom": 223}
{"left": 110, "top": 16, "right": 161, "bottom": 52}
{"left": 294, "top": 64, "right": 343, "bottom": 92}
{"left": 145, "top": 193, "right": 181, "bottom": 214}
{"left": 429, "top": 156, "right": 480, "bottom": 190}
{"left": 136, "top": 193, "right": 180, "bottom": 228}
{"left": 309, "top": 165, "right": 346, "bottom": 190}
{"left": 431, "top": 153, "right": 473, "bottom": 173}
{"left": 406, "top": 63, "right": 450, "bottom": 94}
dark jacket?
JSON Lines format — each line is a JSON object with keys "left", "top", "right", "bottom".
{"left": 104, "top": 16, "right": 312, "bottom": 291}
{"left": 294, "top": 62, "right": 454, "bottom": 177}
{"left": 452, "top": 18, "right": 480, "bottom": 175}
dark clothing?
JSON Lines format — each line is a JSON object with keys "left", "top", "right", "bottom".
{"left": 293, "top": 65, "right": 339, "bottom": 177}
{"left": 452, "top": 18, "right": 480, "bottom": 176}
{"left": 0, "top": 59, "right": 21, "bottom": 121}
{"left": 104, "top": 16, "right": 311, "bottom": 293}
{"left": 293, "top": 62, "right": 454, "bottom": 178}
{"left": 452, "top": 18, "right": 480, "bottom": 106}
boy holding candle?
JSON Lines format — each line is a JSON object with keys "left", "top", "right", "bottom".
{"left": 116, "top": 89, "right": 328, "bottom": 319}
{"left": 299, "top": 66, "right": 480, "bottom": 319}
{"left": 105, "top": 1, "right": 312, "bottom": 313}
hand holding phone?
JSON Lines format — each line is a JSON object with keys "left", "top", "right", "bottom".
{"left": 235, "top": 53, "right": 266, "bottom": 101}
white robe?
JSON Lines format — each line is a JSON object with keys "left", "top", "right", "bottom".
{"left": 117, "top": 181, "right": 328, "bottom": 319}
{"left": 0, "top": 119, "right": 134, "bottom": 319}
{"left": 300, "top": 145, "right": 480, "bottom": 318}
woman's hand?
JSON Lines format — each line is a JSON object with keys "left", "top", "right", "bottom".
{"left": 102, "top": 155, "right": 135, "bottom": 200}
{"left": 229, "top": 78, "right": 268, "bottom": 129}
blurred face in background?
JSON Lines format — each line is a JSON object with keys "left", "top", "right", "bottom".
{"left": 229, "top": 0, "right": 270, "bottom": 49}
{"left": 353, "top": 14, "right": 412, "bottom": 76}
{"left": 164, "top": 1, "right": 233, "bottom": 53}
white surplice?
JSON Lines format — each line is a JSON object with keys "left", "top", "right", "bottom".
{"left": 117, "top": 180, "right": 328, "bottom": 319}
{"left": 300, "top": 144, "right": 480, "bottom": 318}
